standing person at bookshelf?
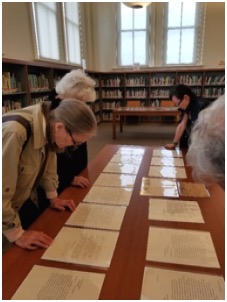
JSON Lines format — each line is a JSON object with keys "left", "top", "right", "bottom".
{"left": 186, "top": 95, "right": 225, "bottom": 189}
{"left": 49, "top": 69, "right": 96, "bottom": 193}
{"left": 2, "top": 100, "right": 97, "bottom": 251}
{"left": 165, "top": 84, "right": 199, "bottom": 150}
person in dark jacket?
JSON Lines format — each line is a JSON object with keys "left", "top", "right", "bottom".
{"left": 165, "top": 84, "right": 199, "bottom": 150}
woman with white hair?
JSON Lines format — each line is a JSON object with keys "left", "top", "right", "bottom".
{"left": 186, "top": 95, "right": 225, "bottom": 189}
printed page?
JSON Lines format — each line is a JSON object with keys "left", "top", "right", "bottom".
{"left": 146, "top": 227, "right": 220, "bottom": 268}
{"left": 148, "top": 166, "right": 187, "bottom": 179}
{"left": 83, "top": 186, "right": 133, "bottom": 206}
{"left": 103, "top": 162, "right": 140, "bottom": 175}
{"left": 93, "top": 173, "right": 136, "bottom": 188}
{"left": 141, "top": 267, "right": 224, "bottom": 300}
{"left": 12, "top": 265, "right": 105, "bottom": 300}
{"left": 177, "top": 181, "right": 210, "bottom": 198}
{"left": 42, "top": 227, "right": 119, "bottom": 268}
{"left": 153, "top": 149, "right": 183, "bottom": 158}
{"left": 65, "top": 203, "right": 127, "bottom": 231}
{"left": 140, "top": 177, "right": 179, "bottom": 198}
{"left": 150, "top": 156, "right": 185, "bottom": 167}
{"left": 148, "top": 198, "right": 204, "bottom": 223}
{"left": 110, "top": 154, "right": 143, "bottom": 165}
{"left": 115, "top": 146, "right": 145, "bottom": 156}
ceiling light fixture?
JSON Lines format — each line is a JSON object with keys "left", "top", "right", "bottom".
{"left": 123, "top": 2, "right": 151, "bottom": 9}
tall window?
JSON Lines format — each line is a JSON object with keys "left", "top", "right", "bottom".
{"left": 32, "top": 2, "right": 81, "bottom": 65}
{"left": 117, "top": 3, "right": 150, "bottom": 66}
{"left": 64, "top": 2, "right": 81, "bottom": 64}
{"left": 164, "top": 2, "right": 202, "bottom": 65}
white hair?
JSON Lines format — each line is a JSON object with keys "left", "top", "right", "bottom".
{"left": 55, "top": 69, "right": 96, "bottom": 102}
{"left": 186, "top": 95, "right": 225, "bottom": 188}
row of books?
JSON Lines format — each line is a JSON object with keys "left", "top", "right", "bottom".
{"left": 28, "top": 74, "right": 50, "bottom": 92}
{"left": 102, "top": 89, "right": 122, "bottom": 98}
{"left": 178, "top": 75, "right": 203, "bottom": 85}
{"left": 102, "top": 101, "right": 121, "bottom": 109}
{"left": 101, "top": 77, "right": 122, "bottom": 87}
{"left": 150, "top": 76, "right": 175, "bottom": 86}
{"left": 126, "top": 89, "right": 147, "bottom": 98}
{"left": 203, "top": 87, "right": 225, "bottom": 97}
{"left": 125, "top": 77, "right": 147, "bottom": 86}
{"left": 2, "top": 99, "right": 22, "bottom": 113}
{"left": 204, "top": 75, "right": 225, "bottom": 85}
{"left": 2, "top": 72, "right": 22, "bottom": 94}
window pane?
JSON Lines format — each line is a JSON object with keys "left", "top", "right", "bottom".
{"left": 65, "top": 2, "right": 79, "bottom": 24}
{"left": 134, "top": 8, "right": 147, "bottom": 29}
{"left": 121, "top": 3, "right": 133, "bottom": 30}
{"left": 35, "top": 3, "right": 59, "bottom": 60}
{"left": 182, "top": 2, "right": 196, "bottom": 26}
{"left": 134, "top": 31, "right": 146, "bottom": 64}
{"left": 168, "top": 3, "right": 181, "bottom": 27}
{"left": 67, "top": 23, "right": 81, "bottom": 64}
{"left": 121, "top": 32, "right": 133, "bottom": 65}
{"left": 180, "top": 29, "right": 194, "bottom": 63}
{"left": 166, "top": 29, "right": 180, "bottom": 64}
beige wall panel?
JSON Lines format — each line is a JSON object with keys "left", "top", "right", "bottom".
{"left": 2, "top": 2, "right": 34, "bottom": 61}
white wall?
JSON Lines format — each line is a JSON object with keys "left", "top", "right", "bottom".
{"left": 2, "top": 2, "right": 225, "bottom": 71}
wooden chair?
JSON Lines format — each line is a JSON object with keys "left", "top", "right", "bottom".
{"left": 160, "top": 100, "right": 177, "bottom": 122}
{"left": 126, "top": 100, "right": 141, "bottom": 123}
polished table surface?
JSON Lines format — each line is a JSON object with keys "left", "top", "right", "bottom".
{"left": 112, "top": 107, "right": 179, "bottom": 139}
{"left": 2, "top": 144, "right": 225, "bottom": 300}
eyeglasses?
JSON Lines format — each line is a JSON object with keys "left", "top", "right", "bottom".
{"left": 67, "top": 129, "right": 84, "bottom": 150}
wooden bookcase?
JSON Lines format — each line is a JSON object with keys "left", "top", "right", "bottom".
{"left": 2, "top": 58, "right": 102, "bottom": 124}
{"left": 2, "top": 59, "right": 225, "bottom": 123}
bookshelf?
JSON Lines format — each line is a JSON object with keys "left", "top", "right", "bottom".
{"left": 2, "top": 59, "right": 102, "bottom": 123}
{"left": 2, "top": 59, "right": 225, "bottom": 122}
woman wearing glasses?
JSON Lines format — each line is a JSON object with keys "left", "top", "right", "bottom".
{"left": 2, "top": 99, "right": 97, "bottom": 251}
{"left": 50, "top": 69, "right": 97, "bottom": 193}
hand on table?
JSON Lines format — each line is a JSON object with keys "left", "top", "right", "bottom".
{"left": 50, "top": 196, "right": 76, "bottom": 212}
{"left": 15, "top": 230, "right": 53, "bottom": 250}
{"left": 164, "top": 143, "right": 176, "bottom": 150}
{"left": 71, "top": 176, "right": 90, "bottom": 188}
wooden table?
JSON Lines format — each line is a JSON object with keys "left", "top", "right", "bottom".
{"left": 112, "top": 107, "right": 179, "bottom": 139}
{"left": 2, "top": 145, "right": 225, "bottom": 300}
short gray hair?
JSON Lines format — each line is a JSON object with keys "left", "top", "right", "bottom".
{"left": 186, "top": 95, "right": 225, "bottom": 188}
{"left": 55, "top": 69, "right": 96, "bottom": 102}
{"left": 50, "top": 99, "right": 97, "bottom": 136}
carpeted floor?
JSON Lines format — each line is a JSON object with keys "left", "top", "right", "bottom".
{"left": 87, "top": 121, "right": 177, "bottom": 162}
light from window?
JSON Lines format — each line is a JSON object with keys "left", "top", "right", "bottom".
{"left": 165, "top": 2, "right": 198, "bottom": 65}
{"left": 118, "top": 3, "right": 149, "bottom": 66}
{"left": 64, "top": 3, "right": 81, "bottom": 64}
{"left": 33, "top": 3, "right": 60, "bottom": 60}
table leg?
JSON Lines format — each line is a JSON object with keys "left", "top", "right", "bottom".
{"left": 112, "top": 113, "right": 116, "bottom": 139}
{"left": 120, "top": 115, "right": 123, "bottom": 133}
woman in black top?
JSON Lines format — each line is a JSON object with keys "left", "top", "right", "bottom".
{"left": 165, "top": 84, "right": 199, "bottom": 150}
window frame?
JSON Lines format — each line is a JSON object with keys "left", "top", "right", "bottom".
{"left": 163, "top": 2, "right": 206, "bottom": 66}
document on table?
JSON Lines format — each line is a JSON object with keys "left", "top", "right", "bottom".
{"left": 42, "top": 227, "right": 119, "bottom": 268}
{"left": 153, "top": 149, "right": 183, "bottom": 158}
{"left": 148, "top": 166, "right": 187, "bottom": 179}
{"left": 140, "top": 177, "right": 179, "bottom": 198}
{"left": 93, "top": 173, "right": 136, "bottom": 188}
{"left": 103, "top": 162, "right": 140, "bottom": 175}
{"left": 110, "top": 154, "right": 143, "bottom": 165}
{"left": 65, "top": 203, "right": 127, "bottom": 231}
{"left": 141, "top": 267, "right": 225, "bottom": 300}
{"left": 177, "top": 181, "right": 210, "bottom": 198}
{"left": 148, "top": 198, "right": 204, "bottom": 223}
{"left": 116, "top": 146, "right": 145, "bottom": 156}
{"left": 150, "top": 156, "right": 185, "bottom": 167}
{"left": 83, "top": 186, "right": 133, "bottom": 206}
{"left": 146, "top": 227, "right": 220, "bottom": 268}
{"left": 12, "top": 265, "right": 105, "bottom": 300}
